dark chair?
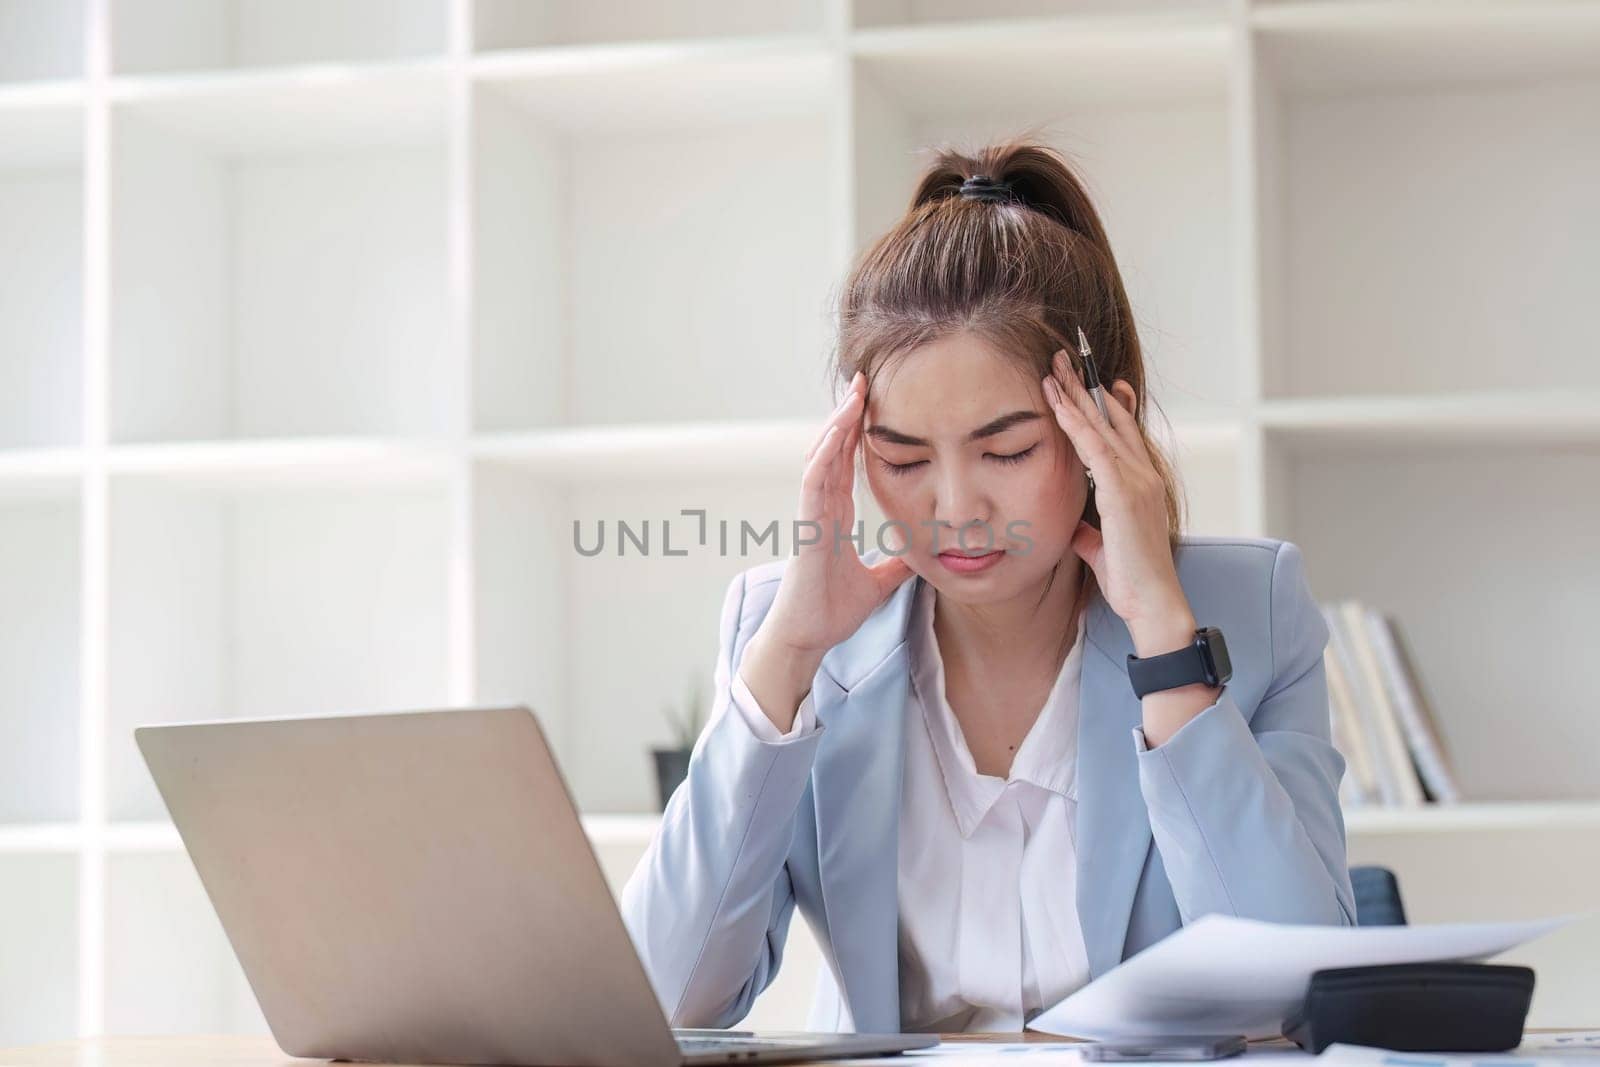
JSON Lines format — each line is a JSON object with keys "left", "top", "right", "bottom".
{"left": 1350, "top": 865, "right": 1407, "bottom": 926}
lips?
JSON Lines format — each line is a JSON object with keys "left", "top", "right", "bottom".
{"left": 936, "top": 548, "right": 1006, "bottom": 575}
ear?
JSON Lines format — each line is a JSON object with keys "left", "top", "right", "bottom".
{"left": 1110, "top": 379, "right": 1137, "bottom": 414}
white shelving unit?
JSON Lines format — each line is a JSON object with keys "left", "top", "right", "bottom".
{"left": 2, "top": 0, "right": 1597, "bottom": 1045}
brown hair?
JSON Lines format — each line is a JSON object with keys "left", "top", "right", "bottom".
{"left": 829, "top": 136, "right": 1187, "bottom": 614}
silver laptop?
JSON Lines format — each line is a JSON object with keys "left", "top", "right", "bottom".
{"left": 136, "top": 706, "right": 937, "bottom": 1067}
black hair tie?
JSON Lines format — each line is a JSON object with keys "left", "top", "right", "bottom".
{"left": 958, "top": 174, "right": 1016, "bottom": 204}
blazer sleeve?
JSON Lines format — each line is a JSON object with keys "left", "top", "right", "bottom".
{"left": 619, "top": 566, "right": 827, "bottom": 1029}
{"left": 732, "top": 666, "right": 820, "bottom": 742}
{"left": 1130, "top": 539, "right": 1359, "bottom": 927}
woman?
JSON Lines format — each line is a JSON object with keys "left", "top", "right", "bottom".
{"left": 620, "top": 140, "right": 1355, "bottom": 1036}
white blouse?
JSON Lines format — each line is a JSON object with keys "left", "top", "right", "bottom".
{"left": 729, "top": 577, "right": 1094, "bottom": 1032}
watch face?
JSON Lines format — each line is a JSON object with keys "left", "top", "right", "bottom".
{"left": 1198, "top": 627, "right": 1232, "bottom": 684}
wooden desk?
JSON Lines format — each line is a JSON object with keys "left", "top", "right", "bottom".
{"left": 0, "top": 1032, "right": 1586, "bottom": 1066}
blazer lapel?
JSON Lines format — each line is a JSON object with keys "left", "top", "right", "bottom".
{"left": 1075, "top": 591, "right": 1155, "bottom": 980}
{"left": 810, "top": 571, "right": 920, "bottom": 1034}
{"left": 807, "top": 571, "right": 1153, "bottom": 1031}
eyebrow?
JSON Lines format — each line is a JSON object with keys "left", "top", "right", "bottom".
{"left": 865, "top": 410, "right": 1042, "bottom": 447}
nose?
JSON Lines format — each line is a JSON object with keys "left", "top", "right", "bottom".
{"left": 931, "top": 464, "right": 994, "bottom": 553}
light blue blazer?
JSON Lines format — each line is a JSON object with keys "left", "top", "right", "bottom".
{"left": 620, "top": 535, "right": 1357, "bottom": 1034}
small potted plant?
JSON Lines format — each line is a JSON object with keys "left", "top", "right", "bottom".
{"left": 652, "top": 672, "right": 705, "bottom": 811}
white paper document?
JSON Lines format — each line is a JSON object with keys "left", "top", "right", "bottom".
{"left": 1025, "top": 912, "right": 1583, "bottom": 1042}
{"left": 1520, "top": 1033, "right": 1600, "bottom": 1052}
{"left": 850, "top": 1032, "right": 1600, "bottom": 1067}
{"left": 1319, "top": 1038, "right": 1600, "bottom": 1065}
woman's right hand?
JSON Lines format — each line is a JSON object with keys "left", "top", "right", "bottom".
{"left": 740, "top": 372, "right": 915, "bottom": 728}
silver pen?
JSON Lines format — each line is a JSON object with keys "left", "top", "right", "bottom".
{"left": 1078, "top": 325, "right": 1111, "bottom": 422}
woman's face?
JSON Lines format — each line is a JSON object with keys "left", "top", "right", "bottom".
{"left": 860, "top": 331, "right": 1088, "bottom": 604}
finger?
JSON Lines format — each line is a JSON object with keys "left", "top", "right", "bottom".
{"left": 804, "top": 403, "right": 842, "bottom": 464}
{"left": 1053, "top": 349, "right": 1119, "bottom": 445}
{"left": 1070, "top": 372, "right": 1140, "bottom": 463}
{"left": 845, "top": 413, "right": 866, "bottom": 490}
{"left": 805, "top": 374, "right": 865, "bottom": 463}
{"left": 1100, "top": 380, "right": 1154, "bottom": 465}
{"left": 805, "top": 388, "right": 861, "bottom": 465}
{"left": 800, "top": 424, "right": 840, "bottom": 517}
{"left": 823, "top": 404, "right": 861, "bottom": 509}
{"left": 839, "top": 414, "right": 863, "bottom": 495}
{"left": 1071, "top": 519, "right": 1105, "bottom": 577}
{"left": 823, "top": 412, "right": 857, "bottom": 508}
{"left": 869, "top": 553, "right": 915, "bottom": 599}
{"left": 1060, "top": 361, "right": 1150, "bottom": 489}
{"left": 1044, "top": 375, "right": 1114, "bottom": 479}
{"left": 1044, "top": 375, "right": 1121, "bottom": 486}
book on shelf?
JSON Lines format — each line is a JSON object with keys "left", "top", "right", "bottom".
{"left": 1319, "top": 599, "right": 1462, "bottom": 809}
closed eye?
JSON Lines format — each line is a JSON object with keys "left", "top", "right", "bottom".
{"left": 989, "top": 444, "right": 1037, "bottom": 467}
{"left": 875, "top": 444, "right": 1037, "bottom": 477}
{"left": 875, "top": 458, "right": 926, "bottom": 476}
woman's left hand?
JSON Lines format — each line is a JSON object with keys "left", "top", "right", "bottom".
{"left": 1042, "top": 351, "right": 1196, "bottom": 656}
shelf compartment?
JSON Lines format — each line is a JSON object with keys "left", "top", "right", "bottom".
{"left": 472, "top": 0, "right": 824, "bottom": 52}
{"left": 111, "top": 0, "right": 447, "bottom": 75}
{"left": 1344, "top": 801, "right": 1600, "bottom": 835}
{"left": 471, "top": 419, "right": 819, "bottom": 479}
{"left": 849, "top": 10, "right": 1232, "bottom": 112}
{"left": 106, "top": 436, "right": 454, "bottom": 488}
{"left": 472, "top": 466, "right": 804, "bottom": 812}
{"left": 108, "top": 66, "right": 451, "bottom": 443}
{"left": 92, "top": 813, "right": 703, "bottom": 853}
{"left": 0, "top": 83, "right": 84, "bottom": 166}
{"left": 470, "top": 48, "right": 838, "bottom": 431}
{"left": 471, "top": 465, "right": 570, "bottom": 781}
{"left": 1259, "top": 390, "right": 1600, "bottom": 449}
{"left": 104, "top": 851, "right": 266, "bottom": 1035}
{"left": 1157, "top": 419, "right": 1246, "bottom": 537}
{"left": 0, "top": 92, "right": 82, "bottom": 450}
{"left": 853, "top": 1, "right": 1224, "bottom": 31}
{"left": 0, "top": 493, "right": 81, "bottom": 825}
{"left": 1252, "top": 2, "right": 1600, "bottom": 400}
{"left": 0, "top": 0, "right": 83, "bottom": 84}
{"left": 469, "top": 38, "right": 834, "bottom": 128}
{"left": 85, "top": 802, "right": 1579, "bottom": 851}
{"left": 0, "top": 449, "right": 83, "bottom": 495}
{"left": 0, "top": 823, "right": 81, "bottom": 851}
{"left": 108, "top": 61, "right": 449, "bottom": 152}
{"left": 1251, "top": 1, "right": 1600, "bottom": 94}
{"left": 1263, "top": 433, "right": 1600, "bottom": 803}
{"left": 106, "top": 477, "right": 452, "bottom": 822}
{"left": 1347, "top": 821, "right": 1600, "bottom": 1027}
{"left": 849, "top": 13, "right": 1240, "bottom": 418}
{"left": 0, "top": 853, "right": 78, "bottom": 1047}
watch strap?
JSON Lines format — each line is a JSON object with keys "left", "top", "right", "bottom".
{"left": 1126, "top": 627, "right": 1230, "bottom": 699}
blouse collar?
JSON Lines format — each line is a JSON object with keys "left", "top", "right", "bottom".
{"left": 908, "top": 574, "right": 1085, "bottom": 837}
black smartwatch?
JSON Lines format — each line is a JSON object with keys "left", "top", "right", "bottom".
{"left": 1126, "top": 626, "right": 1232, "bottom": 699}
